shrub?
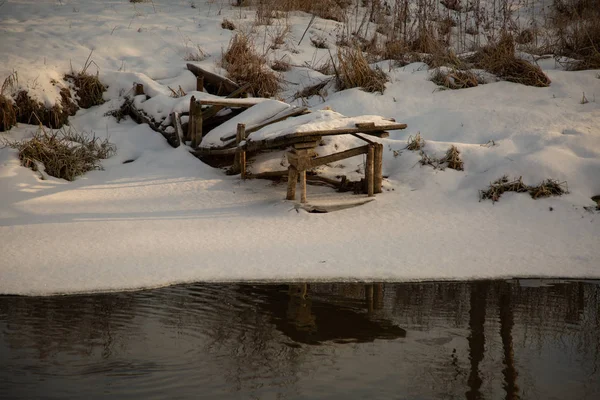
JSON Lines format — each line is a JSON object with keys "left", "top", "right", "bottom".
{"left": 471, "top": 34, "right": 551, "bottom": 87}
{"left": 222, "top": 33, "right": 280, "bottom": 97}
{"left": 430, "top": 68, "right": 481, "bottom": 90}
{"left": 336, "top": 46, "right": 388, "bottom": 93}
{"left": 221, "top": 18, "right": 236, "bottom": 30}
{"left": 3, "top": 127, "right": 116, "bottom": 181}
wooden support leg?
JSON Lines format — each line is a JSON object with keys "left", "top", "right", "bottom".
{"left": 286, "top": 167, "right": 298, "bottom": 200}
{"left": 374, "top": 143, "right": 383, "bottom": 194}
{"left": 134, "top": 83, "right": 145, "bottom": 96}
{"left": 236, "top": 123, "right": 246, "bottom": 179}
{"left": 191, "top": 100, "right": 203, "bottom": 149}
{"left": 299, "top": 170, "right": 307, "bottom": 203}
{"left": 196, "top": 76, "right": 204, "bottom": 92}
{"left": 186, "top": 96, "right": 196, "bottom": 142}
{"left": 366, "top": 144, "right": 375, "bottom": 197}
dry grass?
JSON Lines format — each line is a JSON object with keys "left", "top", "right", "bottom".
{"left": 480, "top": 176, "right": 568, "bottom": 202}
{"left": 64, "top": 72, "right": 105, "bottom": 109}
{"left": 406, "top": 132, "right": 425, "bottom": 151}
{"left": 13, "top": 89, "right": 78, "bottom": 129}
{"left": 221, "top": 18, "right": 236, "bottom": 30}
{"left": 293, "top": 78, "right": 332, "bottom": 100}
{"left": 0, "top": 94, "right": 16, "bottom": 132}
{"left": 271, "top": 57, "right": 291, "bottom": 72}
{"left": 529, "top": 179, "right": 569, "bottom": 199}
{"left": 3, "top": 126, "right": 116, "bottom": 181}
{"left": 551, "top": 0, "right": 600, "bottom": 70}
{"left": 441, "top": 145, "right": 463, "bottom": 170}
{"left": 471, "top": 34, "right": 551, "bottom": 87}
{"left": 1, "top": 71, "right": 19, "bottom": 132}
{"left": 310, "top": 36, "right": 329, "bottom": 49}
{"left": 430, "top": 68, "right": 481, "bottom": 90}
{"left": 480, "top": 176, "right": 529, "bottom": 202}
{"left": 222, "top": 33, "right": 280, "bottom": 98}
{"left": 336, "top": 46, "right": 387, "bottom": 93}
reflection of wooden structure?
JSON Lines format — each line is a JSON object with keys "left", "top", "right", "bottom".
{"left": 242, "top": 283, "right": 405, "bottom": 345}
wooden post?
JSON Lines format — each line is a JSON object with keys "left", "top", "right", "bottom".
{"left": 196, "top": 76, "right": 204, "bottom": 92}
{"left": 366, "top": 144, "right": 375, "bottom": 197}
{"left": 374, "top": 143, "right": 383, "bottom": 194}
{"left": 134, "top": 83, "right": 144, "bottom": 96}
{"left": 286, "top": 167, "right": 298, "bottom": 200}
{"left": 299, "top": 170, "right": 307, "bottom": 203}
{"left": 191, "top": 100, "right": 203, "bottom": 148}
{"left": 236, "top": 123, "right": 246, "bottom": 179}
{"left": 186, "top": 96, "right": 196, "bottom": 142}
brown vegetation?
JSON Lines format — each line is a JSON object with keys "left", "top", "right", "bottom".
{"left": 336, "top": 46, "right": 387, "bottom": 93}
{"left": 3, "top": 127, "right": 116, "bottom": 181}
{"left": 470, "top": 34, "right": 551, "bottom": 87}
{"left": 480, "top": 176, "right": 568, "bottom": 202}
{"left": 222, "top": 33, "right": 280, "bottom": 97}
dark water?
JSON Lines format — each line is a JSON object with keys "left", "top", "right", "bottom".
{"left": 1, "top": 281, "right": 599, "bottom": 400}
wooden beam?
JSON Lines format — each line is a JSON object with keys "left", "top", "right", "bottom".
{"left": 366, "top": 145, "right": 375, "bottom": 197}
{"left": 134, "top": 83, "right": 145, "bottom": 96}
{"left": 171, "top": 112, "right": 184, "bottom": 146}
{"left": 220, "top": 106, "right": 309, "bottom": 142}
{"left": 299, "top": 170, "right": 307, "bottom": 203}
{"left": 191, "top": 100, "right": 203, "bottom": 149}
{"left": 288, "top": 145, "right": 369, "bottom": 170}
{"left": 198, "top": 98, "right": 266, "bottom": 108}
{"left": 196, "top": 76, "right": 204, "bottom": 92}
{"left": 186, "top": 63, "right": 239, "bottom": 95}
{"left": 374, "top": 143, "right": 383, "bottom": 194}
{"left": 291, "top": 124, "right": 403, "bottom": 137}
{"left": 186, "top": 96, "right": 196, "bottom": 142}
{"left": 286, "top": 167, "right": 298, "bottom": 200}
{"left": 237, "top": 123, "right": 246, "bottom": 179}
{"left": 243, "top": 124, "right": 403, "bottom": 150}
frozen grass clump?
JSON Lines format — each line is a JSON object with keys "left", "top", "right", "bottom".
{"left": 3, "top": 127, "right": 116, "bottom": 181}
{"left": 336, "top": 46, "right": 387, "bottom": 93}
{"left": 222, "top": 33, "right": 280, "bottom": 98}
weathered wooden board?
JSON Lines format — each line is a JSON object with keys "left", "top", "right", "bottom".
{"left": 186, "top": 63, "right": 239, "bottom": 95}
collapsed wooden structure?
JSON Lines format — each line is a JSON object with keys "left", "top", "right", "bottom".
{"left": 123, "top": 64, "right": 407, "bottom": 204}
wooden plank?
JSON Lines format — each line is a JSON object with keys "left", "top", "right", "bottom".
{"left": 291, "top": 124, "right": 404, "bottom": 137}
{"left": 126, "top": 99, "right": 179, "bottom": 148}
{"left": 299, "top": 170, "right": 307, "bottom": 203}
{"left": 300, "top": 145, "right": 369, "bottom": 170}
{"left": 286, "top": 167, "right": 298, "bottom": 200}
{"left": 366, "top": 145, "right": 375, "bottom": 197}
{"left": 237, "top": 124, "right": 246, "bottom": 179}
{"left": 171, "top": 112, "right": 184, "bottom": 146}
{"left": 351, "top": 132, "right": 375, "bottom": 144}
{"left": 191, "top": 100, "right": 203, "bottom": 149}
{"left": 243, "top": 124, "right": 403, "bottom": 150}
{"left": 186, "top": 63, "right": 239, "bottom": 95}
{"left": 356, "top": 122, "right": 375, "bottom": 129}
{"left": 198, "top": 98, "right": 266, "bottom": 108}
{"left": 219, "top": 106, "right": 309, "bottom": 142}
{"left": 374, "top": 143, "right": 383, "bottom": 194}
{"left": 186, "top": 96, "right": 196, "bottom": 142}
{"left": 243, "top": 135, "right": 323, "bottom": 152}
{"left": 293, "top": 141, "right": 318, "bottom": 149}
{"left": 134, "top": 83, "right": 145, "bottom": 96}
{"left": 190, "top": 146, "right": 237, "bottom": 156}
{"left": 199, "top": 83, "right": 252, "bottom": 122}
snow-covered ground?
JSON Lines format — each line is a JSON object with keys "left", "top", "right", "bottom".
{"left": 1, "top": 0, "right": 599, "bottom": 296}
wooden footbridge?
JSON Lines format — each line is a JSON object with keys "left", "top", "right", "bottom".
{"left": 125, "top": 64, "right": 407, "bottom": 204}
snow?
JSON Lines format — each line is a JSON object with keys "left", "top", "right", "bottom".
{"left": 1, "top": 0, "right": 599, "bottom": 296}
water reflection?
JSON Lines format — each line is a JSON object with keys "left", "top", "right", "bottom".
{"left": 0, "top": 280, "right": 599, "bottom": 399}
